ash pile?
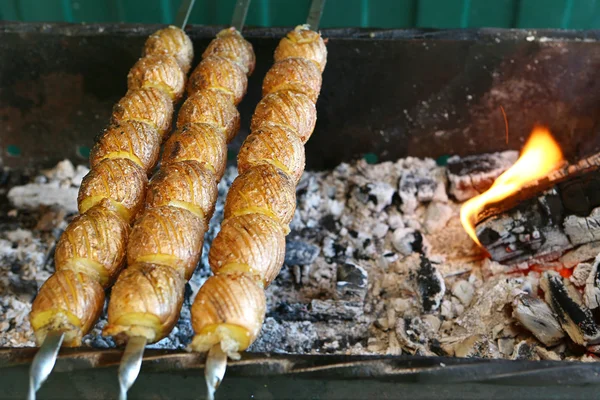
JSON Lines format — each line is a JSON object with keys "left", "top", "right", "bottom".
{"left": 2, "top": 154, "right": 600, "bottom": 362}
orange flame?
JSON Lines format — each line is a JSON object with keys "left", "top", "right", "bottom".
{"left": 460, "top": 126, "right": 564, "bottom": 246}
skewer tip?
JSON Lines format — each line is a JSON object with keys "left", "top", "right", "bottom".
{"left": 205, "top": 344, "right": 228, "bottom": 400}
{"left": 118, "top": 336, "right": 147, "bottom": 400}
{"left": 28, "top": 331, "right": 64, "bottom": 400}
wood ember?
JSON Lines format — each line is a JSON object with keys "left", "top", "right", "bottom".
{"left": 2, "top": 156, "right": 600, "bottom": 363}
{"left": 512, "top": 293, "right": 565, "bottom": 346}
{"left": 447, "top": 151, "right": 518, "bottom": 201}
{"left": 476, "top": 153, "right": 600, "bottom": 265}
{"left": 540, "top": 270, "right": 600, "bottom": 346}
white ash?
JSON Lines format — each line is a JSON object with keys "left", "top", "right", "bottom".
{"left": 2, "top": 157, "right": 600, "bottom": 363}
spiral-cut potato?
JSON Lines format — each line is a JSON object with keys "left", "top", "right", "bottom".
{"left": 30, "top": 270, "right": 105, "bottom": 347}
{"left": 238, "top": 124, "right": 305, "bottom": 184}
{"left": 274, "top": 25, "right": 327, "bottom": 72}
{"left": 143, "top": 25, "right": 194, "bottom": 74}
{"left": 190, "top": 274, "right": 266, "bottom": 356}
{"left": 187, "top": 56, "right": 248, "bottom": 105}
{"left": 90, "top": 120, "right": 161, "bottom": 173}
{"left": 209, "top": 213, "right": 285, "bottom": 286}
{"left": 78, "top": 158, "right": 147, "bottom": 223}
{"left": 202, "top": 28, "right": 255, "bottom": 75}
{"left": 112, "top": 87, "right": 174, "bottom": 136}
{"left": 103, "top": 263, "right": 185, "bottom": 344}
{"left": 224, "top": 163, "right": 296, "bottom": 230}
{"left": 262, "top": 58, "right": 322, "bottom": 103}
{"left": 176, "top": 90, "right": 240, "bottom": 143}
{"left": 250, "top": 91, "right": 317, "bottom": 144}
{"left": 55, "top": 200, "right": 129, "bottom": 287}
{"left": 162, "top": 123, "right": 227, "bottom": 180}
{"left": 146, "top": 160, "right": 218, "bottom": 223}
{"left": 127, "top": 206, "right": 206, "bottom": 280}
{"left": 128, "top": 54, "right": 186, "bottom": 102}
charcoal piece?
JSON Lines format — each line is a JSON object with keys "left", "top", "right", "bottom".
{"left": 584, "top": 254, "right": 600, "bottom": 310}
{"left": 285, "top": 239, "right": 320, "bottom": 266}
{"left": 335, "top": 262, "right": 368, "bottom": 301}
{"left": 511, "top": 340, "right": 539, "bottom": 360}
{"left": 447, "top": 151, "right": 518, "bottom": 202}
{"left": 512, "top": 293, "right": 565, "bottom": 347}
{"left": 415, "top": 256, "right": 445, "bottom": 313}
{"left": 571, "top": 262, "right": 593, "bottom": 287}
{"left": 364, "top": 182, "right": 396, "bottom": 212}
{"left": 540, "top": 270, "right": 600, "bottom": 346}
{"left": 268, "top": 301, "right": 311, "bottom": 322}
{"left": 563, "top": 207, "right": 600, "bottom": 245}
{"left": 398, "top": 171, "right": 438, "bottom": 214}
{"left": 309, "top": 299, "right": 363, "bottom": 321}
{"left": 392, "top": 228, "right": 426, "bottom": 256}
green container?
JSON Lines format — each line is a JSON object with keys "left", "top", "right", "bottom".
{"left": 1, "top": 0, "right": 600, "bottom": 29}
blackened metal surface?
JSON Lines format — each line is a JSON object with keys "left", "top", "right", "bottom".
{"left": 2, "top": 349, "right": 600, "bottom": 399}
{"left": 2, "top": 22, "right": 600, "bottom": 170}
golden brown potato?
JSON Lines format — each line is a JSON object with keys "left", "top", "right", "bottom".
{"left": 274, "top": 25, "right": 327, "bottom": 72}
{"left": 250, "top": 91, "right": 316, "bottom": 144}
{"left": 103, "top": 262, "right": 185, "bottom": 344}
{"left": 161, "top": 123, "right": 227, "bottom": 180}
{"left": 238, "top": 125, "right": 305, "bottom": 184}
{"left": 78, "top": 158, "right": 148, "bottom": 224}
{"left": 176, "top": 90, "right": 240, "bottom": 143}
{"left": 143, "top": 26, "right": 194, "bottom": 74}
{"left": 127, "top": 54, "right": 186, "bottom": 102}
{"left": 127, "top": 206, "right": 205, "bottom": 280}
{"left": 146, "top": 160, "right": 218, "bottom": 223}
{"left": 190, "top": 274, "right": 265, "bottom": 355}
{"left": 224, "top": 163, "right": 296, "bottom": 231}
{"left": 90, "top": 120, "right": 161, "bottom": 173}
{"left": 209, "top": 213, "right": 285, "bottom": 286}
{"left": 30, "top": 269, "right": 105, "bottom": 347}
{"left": 262, "top": 58, "right": 322, "bottom": 103}
{"left": 55, "top": 200, "right": 129, "bottom": 287}
{"left": 202, "top": 28, "right": 255, "bottom": 75}
{"left": 111, "top": 87, "right": 174, "bottom": 137}
{"left": 187, "top": 56, "right": 247, "bottom": 105}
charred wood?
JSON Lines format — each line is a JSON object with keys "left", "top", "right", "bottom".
{"left": 475, "top": 153, "right": 600, "bottom": 264}
{"left": 540, "top": 271, "right": 600, "bottom": 346}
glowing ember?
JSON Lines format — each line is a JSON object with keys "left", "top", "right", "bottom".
{"left": 460, "top": 126, "right": 564, "bottom": 246}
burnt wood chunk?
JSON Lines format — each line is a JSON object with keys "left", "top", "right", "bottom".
{"left": 447, "top": 151, "right": 518, "bottom": 202}
{"left": 512, "top": 293, "right": 565, "bottom": 347}
{"left": 475, "top": 153, "right": 600, "bottom": 265}
{"left": 540, "top": 271, "right": 600, "bottom": 346}
{"left": 415, "top": 256, "right": 445, "bottom": 313}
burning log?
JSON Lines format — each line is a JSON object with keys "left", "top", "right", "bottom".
{"left": 461, "top": 126, "right": 600, "bottom": 265}
{"left": 475, "top": 152, "right": 600, "bottom": 264}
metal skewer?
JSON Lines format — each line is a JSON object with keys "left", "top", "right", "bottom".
{"left": 28, "top": 331, "right": 64, "bottom": 400}
{"left": 202, "top": 1, "right": 325, "bottom": 399}
{"left": 117, "top": 336, "right": 147, "bottom": 400}
{"left": 175, "top": 0, "right": 196, "bottom": 29}
{"left": 231, "top": 0, "right": 252, "bottom": 32}
{"left": 306, "top": 0, "right": 326, "bottom": 30}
